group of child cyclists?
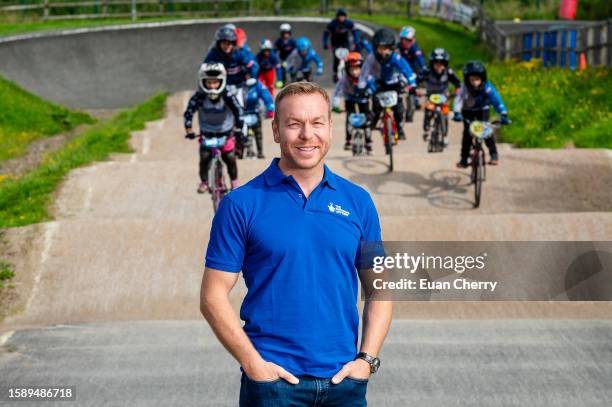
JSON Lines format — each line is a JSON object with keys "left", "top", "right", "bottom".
{"left": 183, "top": 9, "right": 511, "bottom": 194}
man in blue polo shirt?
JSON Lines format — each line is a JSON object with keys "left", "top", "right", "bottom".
{"left": 200, "top": 82, "right": 392, "bottom": 406}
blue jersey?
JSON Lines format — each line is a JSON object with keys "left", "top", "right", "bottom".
{"left": 359, "top": 51, "right": 416, "bottom": 89}
{"left": 256, "top": 50, "right": 283, "bottom": 79}
{"left": 323, "top": 18, "right": 359, "bottom": 48}
{"left": 274, "top": 37, "right": 297, "bottom": 61}
{"left": 287, "top": 48, "right": 323, "bottom": 74}
{"left": 357, "top": 38, "right": 373, "bottom": 55}
{"left": 397, "top": 41, "right": 426, "bottom": 73}
{"left": 245, "top": 81, "right": 274, "bottom": 115}
{"left": 453, "top": 81, "right": 508, "bottom": 115}
{"left": 204, "top": 47, "right": 259, "bottom": 86}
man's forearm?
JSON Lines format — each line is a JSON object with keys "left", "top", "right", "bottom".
{"left": 201, "top": 294, "right": 263, "bottom": 370}
{"left": 359, "top": 300, "right": 393, "bottom": 356}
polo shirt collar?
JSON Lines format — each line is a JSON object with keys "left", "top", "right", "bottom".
{"left": 264, "top": 158, "right": 337, "bottom": 190}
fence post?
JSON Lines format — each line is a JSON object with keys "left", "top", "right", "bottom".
{"left": 320, "top": 0, "right": 326, "bottom": 15}
{"left": 102, "top": 0, "right": 108, "bottom": 16}
{"left": 367, "top": 0, "right": 372, "bottom": 16}
{"left": 406, "top": 0, "right": 413, "bottom": 18}
{"left": 214, "top": 0, "right": 219, "bottom": 17}
{"left": 131, "top": 0, "right": 137, "bottom": 20}
{"left": 274, "top": 0, "right": 280, "bottom": 15}
{"left": 247, "top": 0, "right": 252, "bottom": 16}
{"left": 43, "top": 0, "right": 49, "bottom": 19}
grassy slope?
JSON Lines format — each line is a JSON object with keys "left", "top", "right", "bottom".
{"left": 491, "top": 60, "right": 611, "bottom": 148}
{"left": 0, "top": 76, "right": 94, "bottom": 163}
{"left": 0, "top": 93, "right": 167, "bottom": 228}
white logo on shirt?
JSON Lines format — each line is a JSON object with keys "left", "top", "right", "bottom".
{"left": 328, "top": 202, "right": 350, "bottom": 216}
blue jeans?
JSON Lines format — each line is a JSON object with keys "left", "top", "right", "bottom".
{"left": 239, "top": 373, "right": 368, "bottom": 406}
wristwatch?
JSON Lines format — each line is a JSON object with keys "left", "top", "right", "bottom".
{"left": 356, "top": 352, "right": 381, "bottom": 373}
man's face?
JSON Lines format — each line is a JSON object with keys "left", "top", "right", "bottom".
{"left": 263, "top": 49, "right": 270, "bottom": 57}
{"left": 469, "top": 75, "right": 482, "bottom": 88}
{"left": 376, "top": 45, "right": 392, "bottom": 60}
{"left": 219, "top": 40, "right": 233, "bottom": 54}
{"left": 433, "top": 61, "right": 445, "bottom": 74}
{"left": 282, "top": 32, "right": 290, "bottom": 40}
{"left": 272, "top": 93, "right": 332, "bottom": 170}
{"left": 337, "top": 15, "right": 346, "bottom": 23}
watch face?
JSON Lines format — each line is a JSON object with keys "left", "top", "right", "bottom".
{"left": 371, "top": 357, "right": 380, "bottom": 373}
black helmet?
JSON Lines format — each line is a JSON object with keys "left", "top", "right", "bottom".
{"left": 429, "top": 48, "right": 450, "bottom": 68}
{"left": 336, "top": 8, "right": 347, "bottom": 17}
{"left": 215, "top": 26, "right": 237, "bottom": 45}
{"left": 372, "top": 28, "right": 396, "bottom": 63}
{"left": 463, "top": 60, "right": 487, "bottom": 91}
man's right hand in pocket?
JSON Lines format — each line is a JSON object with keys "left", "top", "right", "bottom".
{"left": 244, "top": 359, "right": 300, "bottom": 384}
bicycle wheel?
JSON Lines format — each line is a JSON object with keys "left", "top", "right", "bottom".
{"left": 429, "top": 115, "right": 439, "bottom": 153}
{"left": 473, "top": 149, "right": 484, "bottom": 208}
{"left": 212, "top": 159, "right": 225, "bottom": 212}
{"left": 352, "top": 129, "right": 364, "bottom": 156}
{"left": 246, "top": 129, "right": 256, "bottom": 159}
{"left": 434, "top": 113, "right": 444, "bottom": 152}
{"left": 405, "top": 94, "right": 415, "bottom": 122}
{"left": 385, "top": 116, "right": 394, "bottom": 172}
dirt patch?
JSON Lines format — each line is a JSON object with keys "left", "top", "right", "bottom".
{"left": 0, "top": 125, "right": 89, "bottom": 178}
{"left": 0, "top": 109, "right": 117, "bottom": 179}
{"left": 0, "top": 226, "right": 43, "bottom": 324}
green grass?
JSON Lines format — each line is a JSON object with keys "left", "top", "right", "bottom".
{"left": 0, "top": 261, "right": 14, "bottom": 289}
{"left": 0, "top": 76, "right": 94, "bottom": 163}
{"left": 490, "top": 59, "right": 611, "bottom": 148}
{"left": 0, "top": 92, "right": 168, "bottom": 228}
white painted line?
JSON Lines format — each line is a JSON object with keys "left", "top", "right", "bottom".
{"left": 142, "top": 136, "right": 151, "bottom": 155}
{"left": 25, "top": 222, "right": 59, "bottom": 312}
{"left": 0, "top": 16, "right": 375, "bottom": 44}
{"left": 0, "top": 330, "right": 14, "bottom": 346}
{"left": 82, "top": 185, "right": 93, "bottom": 212}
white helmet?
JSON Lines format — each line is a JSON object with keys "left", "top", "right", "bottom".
{"left": 260, "top": 38, "right": 273, "bottom": 50}
{"left": 280, "top": 23, "right": 292, "bottom": 33}
{"left": 198, "top": 63, "right": 227, "bottom": 99}
{"left": 223, "top": 23, "right": 237, "bottom": 31}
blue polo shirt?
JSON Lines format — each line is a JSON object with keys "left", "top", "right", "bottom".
{"left": 205, "top": 157, "right": 382, "bottom": 377}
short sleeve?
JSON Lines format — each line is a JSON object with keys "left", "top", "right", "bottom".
{"left": 205, "top": 196, "right": 246, "bottom": 272}
{"left": 355, "top": 193, "right": 384, "bottom": 270}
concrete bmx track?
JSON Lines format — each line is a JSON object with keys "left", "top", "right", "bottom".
{"left": 1, "top": 19, "right": 612, "bottom": 406}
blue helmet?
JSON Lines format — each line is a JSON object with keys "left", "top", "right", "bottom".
{"left": 399, "top": 26, "right": 416, "bottom": 41}
{"left": 296, "top": 37, "right": 311, "bottom": 53}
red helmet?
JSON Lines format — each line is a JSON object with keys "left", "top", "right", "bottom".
{"left": 235, "top": 28, "right": 247, "bottom": 48}
{"left": 346, "top": 51, "right": 363, "bottom": 68}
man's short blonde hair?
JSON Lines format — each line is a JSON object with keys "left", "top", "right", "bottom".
{"left": 273, "top": 81, "right": 331, "bottom": 124}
